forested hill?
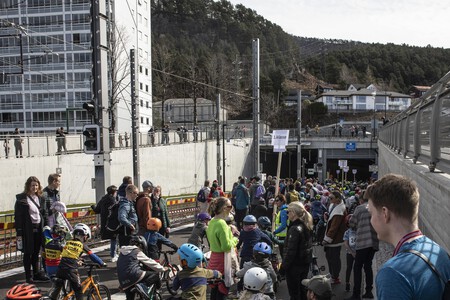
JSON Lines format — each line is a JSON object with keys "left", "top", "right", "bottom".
{"left": 150, "top": 0, "right": 450, "bottom": 119}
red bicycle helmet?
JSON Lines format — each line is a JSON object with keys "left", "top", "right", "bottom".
{"left": 6, "top": 283, "right": 42, "bottom": 299}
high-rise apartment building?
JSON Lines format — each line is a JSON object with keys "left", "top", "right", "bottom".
{"left": 0, "top": 0, "right": 152, "bottom": 135}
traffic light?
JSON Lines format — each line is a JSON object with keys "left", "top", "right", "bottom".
{"left": 83, "top": 124, "right": 100, "bottom": 154}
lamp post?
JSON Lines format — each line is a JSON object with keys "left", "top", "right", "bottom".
{"left": 372, "top": 91, "right": 377, "bottom": 138}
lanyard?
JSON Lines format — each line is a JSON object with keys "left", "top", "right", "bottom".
{"left": 393, "top": 230, "right": 423, "bottom": 256}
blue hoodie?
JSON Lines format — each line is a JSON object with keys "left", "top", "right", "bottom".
{"left": 237, "top": 225, "right": 272, "bottom": 259}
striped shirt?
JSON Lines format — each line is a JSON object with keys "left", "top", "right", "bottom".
{"left": 350, "top": 203, "right": 379, "bottom": 250}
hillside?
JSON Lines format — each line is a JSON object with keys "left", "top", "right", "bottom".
{"left": 150, "top": 0, "right": 450, "bottom": 126}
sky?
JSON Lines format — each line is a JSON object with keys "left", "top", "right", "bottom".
{"left": 226, "top": 0, "right": 450, "bottom": 49}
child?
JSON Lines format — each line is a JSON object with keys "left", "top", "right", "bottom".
{"left": 239, "top": 267, "right": 271, "bottom": 300}
{"left": 172, "top": 243, "right": 222, "bottom": 299}
{"left": 117, "top": 235, "right": 165, "bottom": 300}
{"left": 187, "top": 213, "right": 211, "bottom": 249}
{"left": 144, "top": 217, "right": 178, "bottom": 260}
{"left": 237, "top": 215, "right": 272, "bottom": 267}
{"left": 48, "top": 223, "right": 105, "bottom": 300}
{"left": 236, "top": 242, "right": 277, "bottom": 299}
{"left": 42, "top": 224, "right": 69, "bottom": 278}
{"left": 343, "top": 214, "right": 356, "bottom": 292}
{"left": 257, "top": 217, "right": 284, "bottom": 247}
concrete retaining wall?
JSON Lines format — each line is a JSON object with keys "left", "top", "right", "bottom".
{"left": 378, "top": 142, "right": 450, "bottom": 252}
{"left": 1, "top": 139, "right": 252, "bottom": 212}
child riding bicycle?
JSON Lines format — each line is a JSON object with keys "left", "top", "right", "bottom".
{"left": 172, "top": 243, "right": 222, "bottom": 299}
{"left": 117, "top": 235, "right": 166, "bottom": 300}
{"left": 47, "top": 223, "right": 105, "bottom": 300}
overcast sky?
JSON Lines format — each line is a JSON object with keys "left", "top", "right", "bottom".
{"left": 226, "top": 0, "right": 450, "bottom": 49}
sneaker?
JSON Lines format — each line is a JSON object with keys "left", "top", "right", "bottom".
{"left": 33, "top": 272, "right": 50, "bottom": 282}
{"left": 135, "top": 283, "right": 150, "bottom": 300}
{"left": 26, "top": 278, "right": 34, "bottom": 284}
{"left": 331, "top": 277, "right": 341, "bottom": 285}
{"left": 110, "top": 255, "right": 118, "bottom": 263}
{"left": 362, "top": 291, "right": 374, "bottom": 299}
{"left": 345, "top": 283, "right": 351, "bottom": 291}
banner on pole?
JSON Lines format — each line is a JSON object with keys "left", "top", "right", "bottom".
{"left": 272, "top": 130, "right": 289, "bottom": 153}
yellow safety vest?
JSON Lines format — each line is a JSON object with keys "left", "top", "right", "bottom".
{"left": 275, "top": 208, "right": 288, "bottom": 238}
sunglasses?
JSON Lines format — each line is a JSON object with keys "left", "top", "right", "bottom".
{"left": 226, "top": 205, "right": 233, "bottom": 208}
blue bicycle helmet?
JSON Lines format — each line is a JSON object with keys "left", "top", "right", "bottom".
{"left": 257, "top": 216, "right": 271, "bottom": 229}
{"left": 253, "top": 242, "right": 272, "bottom": 255}
{"left": 197, "top": 212, "right": 211, "bottom": 221}
{"left": 243, "top": 215, "right": 257, "bottom": 224}
{"left": 178, "top": 243, "right": 204, "bottom": 268}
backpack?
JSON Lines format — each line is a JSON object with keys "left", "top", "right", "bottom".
{"left": 288, "top": 191, "right": 299, "bottom": 203}
{"left": 196, "top": 188, "right": 207, "bottom": 203}
{"left": 105, "top": 200, "right": 123, "bottom": 234}
{"left": 404, "top": 249, "right": 450, "bottom": 300}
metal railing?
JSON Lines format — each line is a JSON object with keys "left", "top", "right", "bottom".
{"left": 379, "top": 70, "right": 450, "bottom": 174}
{"left": 0, "top": 122, "right": 253, "bottom": 159}
{"left": 0, "top": 194, "right": 198, "bottom": 270}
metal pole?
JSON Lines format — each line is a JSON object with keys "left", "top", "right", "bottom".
{"left": 252, "top": 38, "right": 260, "bottom": 176}
{"left": 222, "top": 124, "right": 226, "bottom": 192}
{"left": 296, "top": 90, "right": 302, "bottom": 180}
{"left": 216, "top": 93, "right": 221, "bottom": 184}
{"left": 91, "top": 0, "right": 111, "bottom": 202}
{"left": 130, "top": 49, "right": 140, "bottom": 188}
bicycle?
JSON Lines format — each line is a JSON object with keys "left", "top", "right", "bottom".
{"left": 158, "top": 250, "right": 181, "bottom": 295}
{"left": 50, "top": 262, "right": 110, "bottom": 300}
{"left": 310, "top": 254, "right": 326, "bottom": 277}
{"left": 130, "top": 281, "right": 162, "bottom": 300}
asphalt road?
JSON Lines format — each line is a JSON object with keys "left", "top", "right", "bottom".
{"left": 0, "top": 225, "right": 374, "bottom": 299}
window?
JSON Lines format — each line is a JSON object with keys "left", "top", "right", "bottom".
{"left": 141, "top": 117, "right": 144, "bottom": 123}
{"left": 145, "top": 68, "right": 148, "bottom": 75}
{"left": 146, "top": 118, "right": 149, "bottom": 125}
{"left": 140, "top": 100, "right": 143, "bottom": 107}
{"left": 356, "top": 96, "right": 366, "bottom": 104}
{"left": 146, "top": 101, "right": 149, "bottom": 108}
{"left": 140, "top": 83, "right": 143, "bottom": 90}
{"left": 145, "top": 85, "right": 148, "bottom": 92}
{"left": 139, "top": 65, "right": 143, "bottom": 73}
{"left": 73, "top": 33, "right": 80, "bottom": 44}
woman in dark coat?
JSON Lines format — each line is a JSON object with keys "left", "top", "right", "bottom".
{"left": 15, "top": 176, "right": 49, "bottom": 283}
{"left": 91, "top": 185, "right": 118, "bottom": 261}
{"left": 281, "top": 201, "right": 314, "bottom": 300}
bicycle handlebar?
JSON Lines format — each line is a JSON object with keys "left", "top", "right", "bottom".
{"left": 82, "top": 262, "right": 107, "bottom": 268}
{"left": 158, "top": 250, "right": 176, "bottom": 255}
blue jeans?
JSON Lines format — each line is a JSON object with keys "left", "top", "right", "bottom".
{"left": 110, "top": 237, "right": 117, "bottom": 258}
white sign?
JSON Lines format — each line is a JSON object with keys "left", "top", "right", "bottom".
{"left": 352, "top": 169, "right": 357, "bottom": 174}
{"left": 272, "top": 130, "right": 289, "bottom": 153}
{"left": 338, "top": 160, "right": 348, "bottom": 168}
{"left": 307, "top": 168, "right": 315, "bottom": 175}
{"left": 369, "top": 164, "right": 378, "bottom": 172}
{"left": 343, "top": 166, "right": 350, "bottom": 173}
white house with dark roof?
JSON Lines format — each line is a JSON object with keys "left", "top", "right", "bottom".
{"left": 316, "top": 88, "right": 411, "bottom": 112}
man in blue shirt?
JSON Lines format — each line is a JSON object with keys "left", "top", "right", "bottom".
{"left": 366, "top": 174, "right": 450, "bottom": 300}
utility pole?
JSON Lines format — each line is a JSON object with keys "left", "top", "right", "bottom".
{"left": 91, "top": 0, "right": 111, "bottom": 202}
{"left": 216, "top": 93, "right": 221, "bottom": 184}
{"left": 296, "top": 90, "right": 302, "bottom": 180}
{"left": 252, "top": 38, "right": 260, "bottom": 176}
{"left": 130, "top": 49, "right": 140, "bottom": 188}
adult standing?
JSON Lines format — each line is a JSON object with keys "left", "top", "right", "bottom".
{"left": 91, "top": 185, "right": 119, "bottom": 261}
{"left": 197, "top": 180, "right": 211, "bottom": 214}
{"left": 273, "top": 194, "right": 288, "bottom": 257}
{"left": 367, "top": 174, "right": 450, "bottom": 299}
{"left": 193, "top": 125, "right": 199, "bottom": 142}
{"left": 322, "top": 190, "right": 347, "bottom": 285}
{"left": 232, "top": 177, "right": 250, "bottom": 231}
{"left": 117, "top": 176, "right": 132, "bottom": 200}
{"left": 4, "top": 137, "right": 10, "bottom": 158}
{"left": 118, "top": 184, "right": 138, "bottom": 246}
{"left": 13, "top": 127, "right": 23, "bottom": 158}
{"left": 162, "top": 125, "right": 170, "bottom": 144}
{"left": 14, "top": 176, "right": 49, "bottom": 283}
{"left": 206, "top": 197, "right": 238, "bottom": 300}
{"left": 249, "top": 176, "right": 265, "bottom": 212}
{"left": 43, "top": 173, "right": 61, "bottom": 227}
{"left": 136, "top": 180, "right": 153, "bottom": 235}
{"left": 124, "top": 132, "right": 130, "bottom": 147}
{"left": 59, "top": 127, "right": 67, "bottom": 153}
{"left": 281, "top": 201, "right": 313, "bottom": 300}
{"left": 346, "top": 193, "right": 379, "bottom": 300}
{"left": 151, "top": 185, "right": 170, "bottom": 238}
{"left": 147, "top": 126, "right": 155, "bottom": 145}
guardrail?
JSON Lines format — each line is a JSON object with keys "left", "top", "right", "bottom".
{"left": 379, "top": 70, "right": 450, "bottom": 174}
{"left": 0, "top": 194, "right": 198, "bottom": 270}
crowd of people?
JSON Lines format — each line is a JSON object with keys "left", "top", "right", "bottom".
{"left": 8, "top": 172, "right": 450, "bottom": 300}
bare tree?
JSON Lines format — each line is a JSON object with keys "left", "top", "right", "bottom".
{"left": 109, "top": 24, "right": 131, "bottom": 132}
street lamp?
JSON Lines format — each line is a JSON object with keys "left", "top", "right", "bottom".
{"left": 372, "top": 91, "right": 377, "bottom": 138}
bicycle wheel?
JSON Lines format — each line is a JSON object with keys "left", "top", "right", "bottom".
{"left": 165, "top": 264, "right": 180, "bottom": 295}
{"left": 87, "top": 284, "right": 111, "bottom": 300}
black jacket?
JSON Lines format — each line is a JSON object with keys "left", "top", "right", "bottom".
{"left": 91, "top": 194, "right": 117, "bottom": 239}
{"left": 283, "top": 218, "right": 312, "bottom": 270}
{"left": 14, "top": 193, "right": 48, "bottom": 254}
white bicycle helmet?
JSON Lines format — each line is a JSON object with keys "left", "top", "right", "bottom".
{"left": 72, "top": 223, "right": 91, "bottom": 239}
{"left": 243, "top": 267, "right": 268, "bottom": 292}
